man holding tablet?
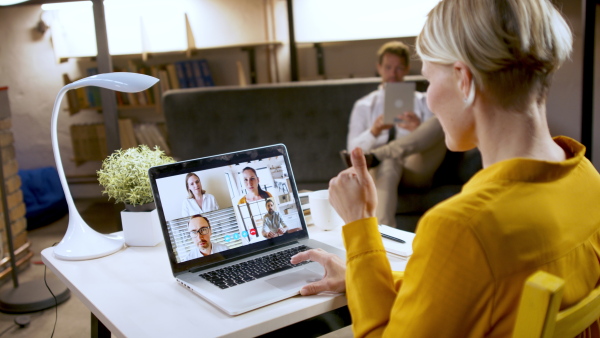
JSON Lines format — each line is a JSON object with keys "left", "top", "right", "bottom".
{"left": 346, "top": 41, "right": 446, "bottom": 228}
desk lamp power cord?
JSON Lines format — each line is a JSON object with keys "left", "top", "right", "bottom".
{"left": 0, "top": 242, "right": 59, "bottom": 338}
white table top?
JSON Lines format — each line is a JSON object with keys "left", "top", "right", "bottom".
{"left": 42, "top": 224, "right": 408, "bottom": 338}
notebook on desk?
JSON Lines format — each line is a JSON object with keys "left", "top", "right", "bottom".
{"left": 379, "top": 224, "right": 415, "bottom": 258}
{"left": 148, "top": 144, "right": 346, "bottom": 316}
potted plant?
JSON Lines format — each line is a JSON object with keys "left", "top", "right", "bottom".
{"left": 97, "top": 145, "right": 175, "bottom": 246}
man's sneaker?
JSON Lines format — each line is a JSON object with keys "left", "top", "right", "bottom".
{"left": 339, "top": 150, "right": 380, "bottom": 168}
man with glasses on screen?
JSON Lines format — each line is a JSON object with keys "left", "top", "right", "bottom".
{"left": 185, "top": 215, "right": 229, "bottom": 260}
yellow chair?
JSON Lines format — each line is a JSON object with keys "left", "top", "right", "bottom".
{"left": 513, "top": 270, "right": 600, "bottom": 338}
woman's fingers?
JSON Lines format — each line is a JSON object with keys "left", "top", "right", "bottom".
{"left": 300, "top": 280, "right": 332, "bottom": 296}
{"left": 350, "top": 147, "right": 369, "bottom": 179}
{"left": 290, "top": 249, "right": 346, "bottom": 296}
{"left": 290, "top": 248, "right": 327, "bottom": 265}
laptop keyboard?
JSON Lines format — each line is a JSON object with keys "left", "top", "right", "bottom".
{"left": 199, "top": 245, "right": 312, "bottom": 289}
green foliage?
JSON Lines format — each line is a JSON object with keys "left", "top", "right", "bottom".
{"left": 97, "top": 145, "right": 175, "bottom": 206}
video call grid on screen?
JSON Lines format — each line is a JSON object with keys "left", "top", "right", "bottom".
{"left": 154, "top": 154, "right": 304, "bottom": 264}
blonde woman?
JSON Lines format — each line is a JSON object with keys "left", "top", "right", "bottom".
{"left": 292, "top": 0, "right": 600, "bottom": 336}
{"left": 181, "top": 173, "right": 219, "bottom": 217}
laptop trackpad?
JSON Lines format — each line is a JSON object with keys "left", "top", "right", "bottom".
{"left": 265, "top": 269, "right": 323, "bottom": 291}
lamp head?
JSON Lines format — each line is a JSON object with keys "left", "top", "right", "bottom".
{"left": 65, "top": 72, "right": 159, "bottom": 93}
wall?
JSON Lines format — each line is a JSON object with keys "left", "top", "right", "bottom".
{"left": 0, "top": 6, "right": 96, "bottom": 175}
{"left": 296, "top": 37, "right": 421, "bottom": 81}
{"left": 545, "top": 0, "right": 583, "bottom": 141}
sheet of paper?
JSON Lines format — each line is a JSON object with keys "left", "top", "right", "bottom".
{"left": 379, "top": 224, "right": 415, "bottom": 257}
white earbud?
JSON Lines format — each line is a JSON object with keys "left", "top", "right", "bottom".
{"left": 464, "top": 78, "right": 476, "bottom": 107}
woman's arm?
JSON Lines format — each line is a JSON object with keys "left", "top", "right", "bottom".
{"left": 345, "top": 213, "right": 494, "bottom": 337}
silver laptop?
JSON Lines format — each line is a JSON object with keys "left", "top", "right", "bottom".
{"left": 148, "top": 144, "right": 346, "bottom": 315}
{"left": 384, "top": 82, "right": 415, "bottom": 124}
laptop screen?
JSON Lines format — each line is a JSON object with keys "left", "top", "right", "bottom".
{"left": 149, "top": 144, "right": 309, "bottom": 274}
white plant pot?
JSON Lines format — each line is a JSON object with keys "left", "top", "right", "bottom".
{"left": 121, "top": 209, "right": 163, "bottom": 247}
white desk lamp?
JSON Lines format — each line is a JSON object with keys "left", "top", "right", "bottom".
{"left": 51, "top": 72, "right": 159, "bottom": 260}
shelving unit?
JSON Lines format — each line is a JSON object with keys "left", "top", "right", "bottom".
{"left": 59, "top": 1, "right": 283, "bottom": 165}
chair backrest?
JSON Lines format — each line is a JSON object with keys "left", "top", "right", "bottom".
{"left": 513, "top": 270, "right": 600, "bottom": 338}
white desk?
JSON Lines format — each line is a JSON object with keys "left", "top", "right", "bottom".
{"left": 42, "top": 225, "right": 408, "bottom": 338}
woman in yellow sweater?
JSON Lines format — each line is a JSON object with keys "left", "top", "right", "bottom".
{"left": 291, "top": 0, "right": 600, "bottom": 336}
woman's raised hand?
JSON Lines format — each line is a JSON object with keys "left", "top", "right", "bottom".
{"left": 328, "top": 147, "right": 377, "bottom": 224}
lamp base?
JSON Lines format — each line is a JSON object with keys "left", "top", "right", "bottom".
{"left": 0, "top": 276, "right": 70, "bottom": 313}
{"left": 53, "top": 231, "right": 124, "bottom": 261}
{"left": 53, "top": 215, "right": 124, "bottom": 260}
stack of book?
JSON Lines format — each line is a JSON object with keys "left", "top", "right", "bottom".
{"left": 70, "top": 119, "right": 170, "bottom": 165}
{"left": 63, "top": 73, "right": 101, "bottom": 115}
{"left": 65, "top": 58, "right": 214, "bottom": 164}
{"left": 63, "top": 58, "right": 214, "bottom": 114}
{"left": 113, "top": 62, "right": 157, "bottom": 108}
{"left": 154, "top": 58, "right": 214, "bottom": 93}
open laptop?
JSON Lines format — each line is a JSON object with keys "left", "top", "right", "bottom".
{"left": 148, "top": 144, "right": 346, "bottom": 316}
{"left": 383, "top": 81, "right": 415, "bottom": 124}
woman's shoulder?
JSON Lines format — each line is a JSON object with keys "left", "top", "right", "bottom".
{"left": 419, "top": 188, "right": 493, "bottom": 234}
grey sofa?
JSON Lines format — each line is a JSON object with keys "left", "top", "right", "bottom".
{"left": 162, "top": 78, "right": 481, "bottom": 232}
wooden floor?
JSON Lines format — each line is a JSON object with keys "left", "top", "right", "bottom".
{"left": 0, "top": 198, "right": 120, "bottom": 338}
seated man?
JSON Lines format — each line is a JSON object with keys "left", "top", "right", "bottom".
{"left": 262, "top": 199, "right": 288, "bottom": 238}
{"left": 185, "top": 215, "right": 229, "bottom": 260}
{"left": 346, "top": 41, "right": 446, "bottom": 228}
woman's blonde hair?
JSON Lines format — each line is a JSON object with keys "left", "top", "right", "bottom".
{"left": 417, "top": 0, "right": 572, "bottom": 110}
{"left": 185, "top": 173, "right": 206, "bottom": 199}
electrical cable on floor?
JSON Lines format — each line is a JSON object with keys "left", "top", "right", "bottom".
{"left": 0, "top": 313, "right": 33, "bottom": 337}
{"left": 45, "top": 242, "right": 60, "bottom": 338}
{"left": 0, "top": 323, "right": 16, "bottom": 337}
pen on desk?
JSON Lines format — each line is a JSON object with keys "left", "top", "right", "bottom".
{"left": 381, "top": 233, "right": 406, "bottom": 244}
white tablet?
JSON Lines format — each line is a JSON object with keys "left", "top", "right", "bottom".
{"left": 384, "top": 82, "right": 415, "bottom": 124}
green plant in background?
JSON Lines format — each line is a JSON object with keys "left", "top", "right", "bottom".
{"left": 97, "top": 145, "right": 175, "bottom": 206}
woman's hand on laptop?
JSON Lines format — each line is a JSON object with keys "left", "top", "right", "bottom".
{"left": 290, "top": 248, "right": 345, "bottom": 296}
{"left": 329, "top": 147, "right": 377, "bottom": 224}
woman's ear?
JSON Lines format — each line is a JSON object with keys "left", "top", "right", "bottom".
{"left": 454, "top": 61, "right": 475, "bottom": 106}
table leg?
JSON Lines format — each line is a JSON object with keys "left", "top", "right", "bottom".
{"left": 91, "top": 313, "right": 111, "bottom": 338}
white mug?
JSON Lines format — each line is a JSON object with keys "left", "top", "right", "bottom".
{"left": 309, "top": 190, "right": 344, "bottom": 231}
